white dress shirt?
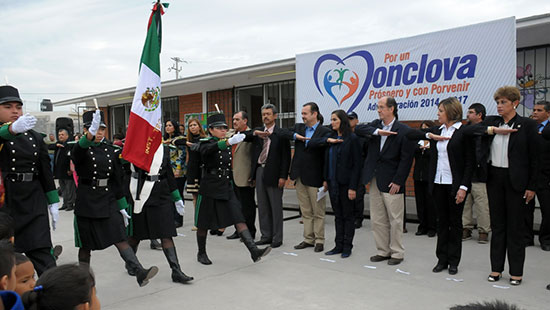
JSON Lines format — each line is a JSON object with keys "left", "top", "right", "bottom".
{"left": 489, "top": 123, "right": 512, "bottom": 168}
{"left": 433, "top": 122, "right": 468, "bottom": 191}
{"left": 374, "top": 118, "right": 396, "bottom": 151}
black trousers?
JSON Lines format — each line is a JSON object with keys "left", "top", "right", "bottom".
{"left": 354, "top": 184, "right": 366, "bottom": 223}
{"left": 433, "top": 184, "right": 464, "bottom": 267}
{"left": 524, "top": 187, "right": 550, "bottom": 246}
{"left": 234, "top": 185, "right": 257, "bottom": 238}
{"left": 328, "top": 182, "right": 355, "bottom": 252}
{"left": 487, "top": 166, "right": 525, "bottom": 277}
{"left": 414, "top": 180, "right": 437, "bottom": 233}
{"left": 26, "top": 247, "right": 56, "bottom": 276}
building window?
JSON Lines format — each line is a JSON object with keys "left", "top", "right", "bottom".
{"left": 110, "top": 104, "right": 130, "bottom": 136}
{"left": 264, "top": 80, "right": 296, "bottom": 128}
{"left": 162, "top": 96, "right": 180, "bottom": 124}
{"left": 516, "top": 46, "right": 550, "bottom": 117}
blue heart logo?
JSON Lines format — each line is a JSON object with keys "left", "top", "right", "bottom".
{"left": 313, "top": 51, "right": 374, "bottom": 113}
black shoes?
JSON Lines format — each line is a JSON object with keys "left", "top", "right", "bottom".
{"left": 432, "top": 264, "right": 448, "bottom": 273}
{"left": 341, "top": 251, "right": 351, "bottom": 258}
{"left": 255, "top": 238, "right": 272, "bottom": 246}
{"left": 487, "top": 273, "right": 501, "bottom": 282}
{"left": 325, "top": 248, "right": 343, "bottom": 255}
{"left": 226, "top": 231, "right": 240, "bottom": 240}
{"left": 370, "top": 255, "right": 390, "bottom": 262}
{"left": 354, "top": 220, "right": 363, "bottom": 229}
{"left": 119, "top": 247, "right": 158, "bottom": 287}
{"left": 387, "top": 258, "right": 403, "bottom": 265}
{"left": 314, "top": 244, "right": 324, "bottom": 252}
{"left": 271, "top": 242, "right": 282, "bottom": 248}
{"left": 427, "top": 231, "right": 436, "bottom": 238}
{"left": 510, "top": 277, "right": 522, "bottom": 286}
{"left": 210, "top": 229, "right": 224, "bottom": 236}
{"left": 294, "top": 242, "right": 314, "bottom": 250}
{"left": 448, "top": 266, "right": 458, "bottom": 275}
{"left": 52, "top": 245, "right": 63, "bottom": 260}
{"left": 197, "top": 252, "right": 212, "bottom": 265}
{"left": 541, "top": 244, "right": 550, "bottom": 251}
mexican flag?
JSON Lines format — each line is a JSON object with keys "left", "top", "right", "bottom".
{"left": 122, "top": 2, "right": 168, "bottom": 213}
{"left": 122, "top": 2, "right": 166, "bottom": 172}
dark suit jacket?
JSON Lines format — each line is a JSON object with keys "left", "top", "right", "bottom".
{"left": 49, "top": 141, "right": 73, "bottom": 180}
{"left": 355, "top": 119, "right": 415, "bottom": 194}
{"left": 279, "top": 123, "right": 332, "bottom": 187}
{"left": 463, "top": 114, "right": 538, "bottom": 192}
{"left": 536, "top": 122, "right": 550, "bottom": 189}
{"left": 308, "top": 132, "right": 361, "bottom": 190}
{"left": 407, "top": 124, "right": 474, "bottom": 196}
{"left": 244, "top": 125, "right": 291, "bottom": 187}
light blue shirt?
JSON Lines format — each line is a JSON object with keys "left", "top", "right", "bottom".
{"left": 539, "top": 120, "right": 548, "bottom": 133}
{"left": 294, "top": 121, "right": 319, "bottom": 146}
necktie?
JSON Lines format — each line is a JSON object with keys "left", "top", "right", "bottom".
{"left": 539, "top": 123, "right": 545, "bottom": 133}
{"left": 258, "top": 129, "right": 270, "bottom": 164}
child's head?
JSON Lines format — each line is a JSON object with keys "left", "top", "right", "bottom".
{"left": 0, "top": 212, "right": 15, "bottom": 244}
{"left": 0, "top": 239, "right": 16, "bottom": 291}
{"left": 14, "top": 253, "right": 35, "bottom": 296}
{"left": 21, "top": 264, "right": 99, "bottom": 310}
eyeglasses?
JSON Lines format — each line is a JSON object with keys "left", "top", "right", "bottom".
{"left": 213, "top": 126, "right": 228, "bottom": 130}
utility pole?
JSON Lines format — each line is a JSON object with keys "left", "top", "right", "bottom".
{"left": 168, "top": 57, "right": 188, "bottom": 79}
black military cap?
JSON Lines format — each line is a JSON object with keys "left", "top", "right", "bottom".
{"left": 83, "top": 110, "right": 106, "bottom": 128}
{"left": 0, "top": 85, "right": 24, "bottom": 105}
{"left": 347, "top": 111, "right": 358, "bottom": 120}
{"left": 207, "top": 113, "right": 228, "bottom": 128}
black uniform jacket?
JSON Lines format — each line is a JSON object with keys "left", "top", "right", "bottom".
{"left": 72, "top": 136, "right": 127, "bottom": 218}
{"left": 355, "top": 119, "right": 415, "bottom": 194}
{"left": 244, "top": 125, "right": 291, "bottom": 187}
{"left": 199, "top": 137, "right": 234, "bottom": 200}
{"left": 0, "top": 125, "right": 58, "bottom": 252}
{"left": 407, "top": 124, "right": 475, "bottom": 196}
{"left": 279, "top": 123, "right": 332, "bottom": 188}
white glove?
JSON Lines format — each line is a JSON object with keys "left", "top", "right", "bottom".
{"left": 48, "top": 203, "right": 59, "bottom": 231}
{"left": 11, "top": 113, "right": 37, "bottom": 134}
{"left": 228, "top": 133, "right": 245, "bottom": 145}
{"left": 175, "top": 200, "right": 185, "bottom": 216}
{"left": 120, "top": 209, "right": 131, "bottom": 227}
{"left": 89, "top": 110, "right": 101, "bottom": 136}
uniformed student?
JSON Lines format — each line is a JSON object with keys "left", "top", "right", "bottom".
{"left": 72, "top": 110, "right": 158, "bottom": 287}
{"left": 126, "top": 144, "right": 193, "bottom": 283}
{"left": 195, "top": 113, "right": 271, "bottom": 265}
{"left": 0, "top": 85, "right": 59, "bottom": 276}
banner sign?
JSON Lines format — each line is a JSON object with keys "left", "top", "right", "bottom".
{"left": 296, "top": 17, "right": 516, "bottom": 122}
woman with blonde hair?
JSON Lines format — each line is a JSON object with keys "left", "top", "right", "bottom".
{"left": 185, "top": 118, "right": 207, "bottom": 231}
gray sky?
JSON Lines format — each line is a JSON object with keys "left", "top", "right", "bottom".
{"left": 1, "top": 0, "right": 549, "bottom": 111}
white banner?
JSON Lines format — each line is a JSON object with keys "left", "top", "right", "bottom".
{"left": 296, "top": 17, "right": 516, "bottom": 122}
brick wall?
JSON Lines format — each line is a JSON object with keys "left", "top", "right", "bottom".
{"left": 207, "top": 89, "right": 233, "bottom": 127}
{"left": 179, "top": 93, "right": 203, "bottom": 124}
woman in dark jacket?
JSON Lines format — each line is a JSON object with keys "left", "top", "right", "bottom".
{"left": 413, "top": 120, "right": 437, "bottom": 237}
{"left": 407, "top": 97, "right": 474, "bottom": 275}
{"left": 310, "top": 109, "right": 361, "bottom": 258}
{"left": 185, "top": 118, "right": 206, "bottom": 231}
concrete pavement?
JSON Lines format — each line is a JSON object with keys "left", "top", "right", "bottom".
{"left": 49, "top": 191, "right": 550, "bottom": 310}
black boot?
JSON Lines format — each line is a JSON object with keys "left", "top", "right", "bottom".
{"left": 150, "top": 239, "right": 162, "bottom": 250}
{"left": 226, "top": 230, "right": 240, "bottom": 240}
{"left": 119, "top": 247, "right": 159, "bottom": 287}
{"left": 196, "top": 234, "right": 212, "bottom": 265}
{"left": 240, "top": 229, "right": 271, "bottom": 262}
{"left": 125, "top": 244, "right": 138, "bottom": 276}
{"left": 163, "top": 247, "right": 193, "bottom": 283}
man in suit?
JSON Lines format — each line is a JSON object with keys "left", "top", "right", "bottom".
{"left": 349, "top": 111, "right": 368, "bottom": 229}
{"left": 462, "top": 103, "right": 491, "bottom": 244}
{"left": 226, "top": 111, "right": 257, "bottom": 240}
{"left": 526, "top": 100, "right": 550, "bottom": 251}
{"left": 244, "top": 104, "right": 291, "bottom": 248}
{"left": 355, "top": 96, "right": 415, "bottom": 265}
{"left": 280, "top": 102, "right": 331, "bottom": 252}
{"left": 49, "top": 128, "right": 76, "bottom": 211}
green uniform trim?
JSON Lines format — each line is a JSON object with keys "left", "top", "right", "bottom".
{"left": 78, "top": 134, "right": 93, "bottom": 148}
{"left": 217, "top": 140, "right": 228, "bottom": 150}
{"left": 170, "top": 189, "right": 182, "bottom": 202}
{"left": 0, "top": 124, "right": 16, "bottom": 140}
{"left": 74, "top": 216, "right": 82, "bottom": 248}
{"left": 117, "top": 197, "right": 128, "bottom": 210}
{"left": 195, "top": 194, "right": 202, "bottom": 227}
{"left": 126, "top": 203, "right": 134, "bottom": 237}
{"left": 45, "top": 190, "right": 60, "bottom": 204}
